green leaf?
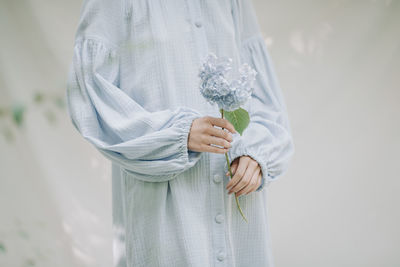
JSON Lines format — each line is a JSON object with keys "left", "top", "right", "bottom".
{"left": 12, "top": 103, "right": 25, "bottom": 127}
{"left": 223, "top": 107, "right": 250, "bottom": 135}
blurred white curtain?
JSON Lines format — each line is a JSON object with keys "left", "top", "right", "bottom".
{"left": 0, "top": 0, "right": 399, "bottom": 266}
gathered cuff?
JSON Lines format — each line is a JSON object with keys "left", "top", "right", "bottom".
{"left": 174, "top": 110, "right": 204, "bottom": 176}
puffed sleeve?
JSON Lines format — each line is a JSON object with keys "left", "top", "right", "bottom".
{"left": 229, "top": 0, "right": 295, "bottom": 191}
{"left": 66, "top": 0, "right": 204, "bottom": 183}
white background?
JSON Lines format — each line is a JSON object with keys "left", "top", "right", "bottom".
{"left": 0, "top": 0, "right": 399, "bottom": 266}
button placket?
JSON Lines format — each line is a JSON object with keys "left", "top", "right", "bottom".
{"left": 186, "top": 1, "right": 226, "bottom": 264}
{"left": 208, "top": 154, "right": 228, "bottom": 266}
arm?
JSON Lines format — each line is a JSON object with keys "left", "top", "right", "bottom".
{"left": 66, "top": 0, "right": 204, "bottom": 183}
{"left": 229, "top": 0, "right": 295, "bottom": 191}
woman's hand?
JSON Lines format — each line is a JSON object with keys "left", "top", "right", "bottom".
{"left": 225, "top": 156, "right": 262, "bottom": 196}
{"left": 188, "top": 116, "right": 237, "bottom": 154}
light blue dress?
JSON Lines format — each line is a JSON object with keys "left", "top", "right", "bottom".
{"left": 65, "top": 0, "right": 294, "bottom": 266}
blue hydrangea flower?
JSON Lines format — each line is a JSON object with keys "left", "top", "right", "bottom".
{"left": 198, "top": 52, "right": 257, "bottom": 111}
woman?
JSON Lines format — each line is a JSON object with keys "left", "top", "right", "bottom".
{"left": 66, "top": 0, "right": 294, "bottom": 266}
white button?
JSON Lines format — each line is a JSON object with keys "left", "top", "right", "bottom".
{"left": 217, "top": 250, "right": 226, "bottom": 261}
{"left": 194, "top": 21, "right": 202, "bottom": 28}
{"left": 213, "top": 174, "right": 222, "bottom": 183}
{"left": 215, "top": 213, "right": 224, "bottom": 224}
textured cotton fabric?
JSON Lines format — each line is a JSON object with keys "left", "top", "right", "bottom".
{"left": 66, "top": 0, "right": 294, "bottom": 266}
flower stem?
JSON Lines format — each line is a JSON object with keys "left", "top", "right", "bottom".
{"left": 220, "top": 108, "right": 248, "bottom": 223}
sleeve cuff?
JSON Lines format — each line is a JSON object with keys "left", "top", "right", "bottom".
{"left": 176, "top": 110, "right": 204, "bottom": 171}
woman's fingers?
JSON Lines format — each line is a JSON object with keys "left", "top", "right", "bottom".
{"left": 204, "top": 135, "right": 232, "bottom": 149}
{"left": 187, "top": 116, "right": 240, "bottom": 155}
{"left": 208, "top": 126, "right": 233, "bottom": 143}
{"left": 207, "top": 116, "right": 237, "bottom": 134}
{"left": 226, "top": 157, "right": 248, "bottom": 191}
{"left": 228, "top": 158, "right": 258, "bottom": 195}
{"left": 236, "top": 166, "right": 261, "bottom": 196}
{"left": 200, "top": 143, "right": 228, "bottom": 154}
{"left": 226, "top": 159, "right": 238, "bottom": 177}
